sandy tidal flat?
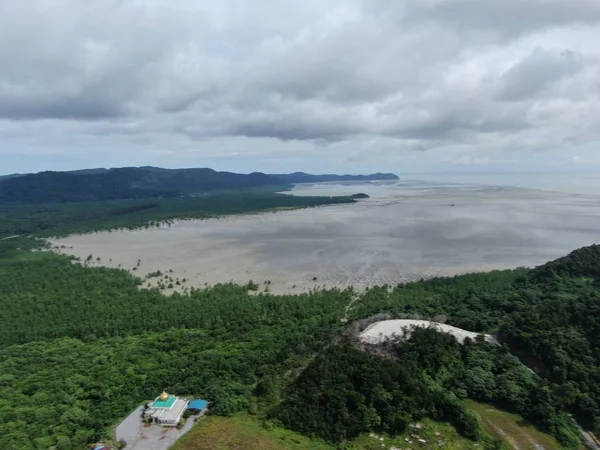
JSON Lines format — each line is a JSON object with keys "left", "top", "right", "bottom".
{"left": 50, "top": 178, "right": 600, "bottom": 294}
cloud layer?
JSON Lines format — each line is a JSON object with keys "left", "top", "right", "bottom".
{"left": 1, "top": 0, "right": 599, "bottom": 173}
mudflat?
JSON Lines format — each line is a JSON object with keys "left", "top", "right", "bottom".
{"left": 50, "top": 179, "right": 600, "bottom": 294}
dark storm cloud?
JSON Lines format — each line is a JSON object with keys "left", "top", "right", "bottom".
{"left": 230, "top": 122, "right": 348, "bottom": 142}
{"left": 374, "top": 0, "right": 600, "bottom": 37}
{"left": 497, "top": 49, "right": 584, "bottom": 101}
{"left": 0, "top": 1, "right": 175, "bottom": 120}
{"left": 0, "top": 84, "right": 130, "bottom": 120}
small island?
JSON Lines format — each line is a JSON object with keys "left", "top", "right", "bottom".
{"left": 350, "top": 193, "right": 370, "bottom": 199}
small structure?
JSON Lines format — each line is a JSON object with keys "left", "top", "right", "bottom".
{"left": 187, "top": 398, "right": 208, "bottom": 413}
{"left": 92, "top": 444, "right": 109, "bottom": 450}
{"left": 144, "top": 391, "right": 189, "bottom": 426}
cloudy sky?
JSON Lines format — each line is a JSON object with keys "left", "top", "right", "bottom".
{"left": 1, "top": 0, "right": 599, "bottom": 175}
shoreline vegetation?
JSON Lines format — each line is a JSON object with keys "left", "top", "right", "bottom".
{"left": 0, "top": 189, "right": 357, "bottom": 239}
{"left": 1, "top": 176, "right": 599, "bottom": 449}
{"left": 0, "top": 166, "right": 398, "bottom": 205}
{"left": 2, "top": 234, "right": 600, "bottom": 449}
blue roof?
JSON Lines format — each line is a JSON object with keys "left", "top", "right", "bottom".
{"left": 93, "top": 445, "right": 106, "bottom": 450}
{"left": 187, "top": 399, "right": 208, "bottom": 410}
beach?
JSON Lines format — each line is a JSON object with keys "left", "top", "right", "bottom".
{"left": 50, "top": 177, "right": 600, "bottom": 294}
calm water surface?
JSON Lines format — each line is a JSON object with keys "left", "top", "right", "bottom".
{"left": 55, "top": 173, "right": 600, "bottom": 291}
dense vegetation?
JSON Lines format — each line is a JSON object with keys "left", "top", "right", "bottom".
{"left": 0, "top": 239, "right": 352, "bottom": 449}
{"left": 499, "top": 247, "right": 600, "bottom": 432}
{"left": 0, "top": 167, "right": 284, "bottom": 203}
{"left": 351, "top": 269, "right": 527, "bottom": 333}
{"left": 274, "top": 331, "right": 577, "bottom": 446}
{"left": 348, "top": 247, "right": 600, "bottom": 436}
{"left": 0, "top": 191, "right": 354, "bottom": 238}
{"left": 0, "top": 172, "right": 26, "bottom": 181}
{"left": 2, "top": 229, "right": 600, "bottom": 449}
{"left": 345, "top": 249, "right": 600, "bottom": 444}
{"left": 0, "top": 166, "right": 399, "bottom": 204}
{"left": 0, "top": 240, "right": 352, "bottom": 346}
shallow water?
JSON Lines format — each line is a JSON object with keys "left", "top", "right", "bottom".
{"left": 52, "top": 175, "right": 600, "bottom": 293}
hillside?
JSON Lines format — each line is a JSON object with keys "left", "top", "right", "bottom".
{"left": 0, "top": 173, "right": 30, "bottom": 181}
{"left": 0, "top": 167, "right": 282, "bottom": 203}
{"left": 270, "top": 172, "right": 399, "bottom": 183}
{"left": 0, "top": 167, "right": 399, "bottom": 204}
{"left": 172, "top": 414, "right": 487, "bottom": 450}
{"left": 526, "top": 244, "right": 600, "bottom": 281}
{"left": 1, "top": 240, "right": 599, "bottom": 448}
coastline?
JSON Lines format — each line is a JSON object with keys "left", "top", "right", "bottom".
{"left": 47, "top": 178, "right": 600, "bottom": 296}
{"left": 48, "top": 206, "right": 528, "bottom": 296}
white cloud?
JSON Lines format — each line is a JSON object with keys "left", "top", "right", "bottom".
{"left": 452, "top": 156, "right": 491, "bottom": 166}
{"left": 0, "top": 0, "right": 599, "bottom": 174}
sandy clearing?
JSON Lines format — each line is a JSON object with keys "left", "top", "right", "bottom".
{"left": 359, "top": 319, "right": 496, "bottom": 345}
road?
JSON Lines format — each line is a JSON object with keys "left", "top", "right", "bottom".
{"left": 571, "top": 417, "right": 600, "bottom": 450}
{"left": 116, "top": 405, "right": 197, "bottom": 450}
{"left": 0, "top": 235, "right": 21, "bottom": 241}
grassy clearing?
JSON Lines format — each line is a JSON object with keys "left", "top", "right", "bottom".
{"left": 171, "top": 414, "right": 481, "bottom": 450}
{"left": 347, "top": 418, "right": 478, "bottom": 449}
{"left": 171, "top": 414, "right": 333, "bottom": 450}
{"left": 467, "top": 400, "right": 568, "bottom": 449}
{"left": 170, "top": 404, "right": 568, "bottom": 450}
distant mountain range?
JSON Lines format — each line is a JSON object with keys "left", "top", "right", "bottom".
{"left": 0, "top": 173, "right": 29, "bottom": 181}
{"left": 269, "top": 172, "right": 398, "bottom": 184}
{"left": 0, "top": 167, "right": 398, "bottom": 204}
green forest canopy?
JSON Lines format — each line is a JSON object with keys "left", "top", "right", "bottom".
{"left": 0, "top": 190, "right": 355, "bottom": 238}
{"left": 0, "top": 166, "right": 398, "bottom": 204}
{"left": 0, "top": 167, "right": 283, "bottom": 203}
{"left": 2, "top": 235, "right": 600, "bottom": 449}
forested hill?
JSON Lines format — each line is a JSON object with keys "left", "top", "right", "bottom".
{"left": 348, "top": 243, "right": 600, "bottom": 445}
{"left": 0, "top": 173, "right": 29, "bottom": 181}
{"left": 270, "top": 172, "right": 399, "bottom": 183}
{"left": 2, "top": 239, "right": 600, "bottom": 448}
{"left": 0, "top": 167, "right": 400, "bottom": 203}
{"left": 0, "top": 167, "right": 282, "bottom": 203}
{"left": 526, "top": 244, "right": 600, "bottom": 281}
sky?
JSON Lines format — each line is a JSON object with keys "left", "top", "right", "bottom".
{"left": 1, "top": 0, "right": 600, "bottom": 175}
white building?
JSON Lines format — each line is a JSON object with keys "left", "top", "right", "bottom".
{"left": 144, "top": 391, "right": 189, "bottom": 427}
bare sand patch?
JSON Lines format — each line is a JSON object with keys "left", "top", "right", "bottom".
{"left": 358, "top": 319, "right": 496, "bottom": 345}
